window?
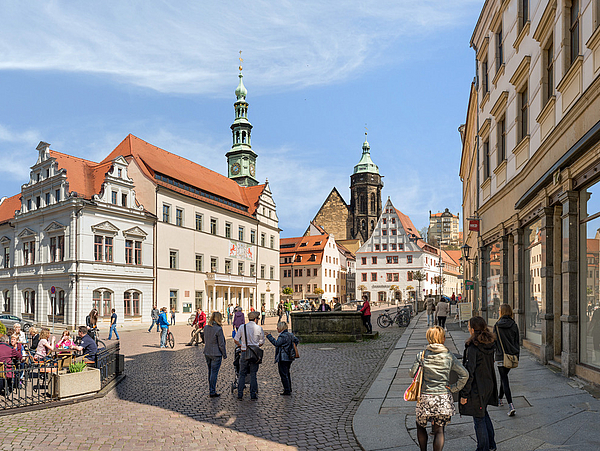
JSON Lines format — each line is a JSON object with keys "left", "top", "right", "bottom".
{"left": 196, "top": 254, "right": 203, "bottom": 272}
{"left": 105, "top": 236, "right": 113, "bottom": 262}
{"left": 519, "top": 0, "right": 529, "bottom": 30}
{"left": 391, "top": 244, "right": 397, "bottom": 250}
{"left": 382, "top": 229, "right": 387, "bottom": 236}
{"left": 176, "top": 208, "right": 183, "bottom": 226}
{"left": 371, "top": 273, "right": 377, "bottom": 281}
{"left": 483, "top": 140, "right": 490, "bottom": 179}
{"left": 270, "top": 235, "right": 274, "bottom": 249}
{"left": 313, "top": 268, "right": 318, "bottom": 276}
{"left": 23, "top": 240, "right": 35, "bottom": 265}
{"left": 195, "top": 291, "right": 203, "bottom": 310}
{"left": 393, "top": 256, "right": 398, "bottom": 264}
{"left": 391, "top": 218, "right": 396, "bottom": 224}
{"left": 93, "top": 290, "right": 101, "bottom": 312}
{"left": 195, "top": 214, "right": 203, "bottom": 231}
{"left": 382, "top": 244, "right": 388, "bottom": 250}
{"left": 545, "top": 38, "right": 554, "bottom": 104}
{"left": 169, "top": 250, "right": 178, "bottom": 269}
{"left": 239, "top": 226, "right": 244, "bottom": 241}
{"left": 393, "top": 273, "right": 399, "bottom": 282}
{"left": 375, "top": 244, "right": 380, "bottom": 250}
{"left": 482, "top": 58, "right": 489, "bottom": 93}
{"left": 398, "top": 244, "right": 404, "bottom": 250}
{"left": 45, "top": 192, "right": 50, "bottom": 206}
{"left": 55, "top": 189, "right": 61, "bottom": 202}
{"left": 361, "top": 257, "right": 367, "bottom": 265}
{"left": 386, "top": 256, "right": 393, "bottom": 264}
{"left": 386, "top": 273, "right": 393, "bottom": 282}
{"left": 112, "top": 191, "right": 117, "bottom": 205}
{"left": 391, "top": 229, "right": 397, "bottom": 236}
{"left": 261, "top": 265, "right": 265, "bottom": 278}
{"left": 211, "top": 257, "right": 218, "bottom": 273}
{"left": 135, "top": 241, "right": 142, "bottom": 265}
{"left": 124, "top": 292, "right": 132, "bottom": 316}
{"left": 50, "top": 236, "right": 64, "bottom": 262}
{"left": 94, "top": 236, "right": 103, "bottom": 261}
{"left": 121, "top": 193, "right": 127, "bottom": 207}
{"left": 210, "top": 218, "right": 217, "bottom": 235}
{"left": 408, "top": 271, "right": 413, "bottom": 281}
{"left": 261, "top": 233, "right": 266, "bottom": 247}
{"left": 225, "top": 222, "right": 231, "bottom": 238}
{"left": 270, "top": 266, "right": 274, "bottom": 279}
{"left": 250, "top": 263, "right": 255, "bottom": 276}
{"left": 407, "top": 255, "right": 413, "bottom": 264}
{"left": 225, "top": 260, "right": 232, "bottom": 274}
{"left": 570, "top": 0, "right": 580, "bottom": 66}
{"left": 497, "top": 118, "right": 506, "bottom": 164}
{"left": 496, "top": 26, "right": 503, "bottom": 71}
{"left": 250, "top": 230, "right": 256, "bottom": 244}
{"left": 102, "top": 291, "right": 112, "bottom": 317}
{"left": 238, "top": 261, "right": 244, "bottom": 275}
{"left": 23, "top": 290, "right": 35, "bottom": 315}
{"left": 2, "top": 290, "right": 9, "bottom": 312}
{"left": 361, "top": 273, "right": 367, "bottom": 282}
{"left": 519, "top": 85, "right": 528, "bottom": 141}
{"left": 163, "top": 204, "right": 170, "bottom": 222}
{"left": 170, "top": 290, "right": 178, "bottom": 312}
{"left": 372, "top": 257, "right": 377, "bottom": 264}
{"left": 3, "top": 247, "right": 9, "bottom": 268}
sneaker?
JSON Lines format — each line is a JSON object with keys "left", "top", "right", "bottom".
{"left": 498, "top": 399, "right": 504, "bottom": 406}
{"left": 209, "top": 393, "right": 221, "bottom": 398}
{"left": 508, "top": 403, "right": 515, "bottom": 416}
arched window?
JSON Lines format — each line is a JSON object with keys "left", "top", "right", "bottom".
{"left": 236, "top": 131, "right": 240, "bottom": 143}
{"left": 2, "top": 290, "right": 10, "bottom": 313}
{"left": 124, "top": 290, "right": 141, "bottom": 316}
{"left": 370, "top": 193, "right": 376, "bottom": 213}
{"left": 242, "top": 131, "right": 247, "bottom": 143}
{"left": 23, "top": 289, "right": 35, "bottom": 317}
{"left": 93, "top": 289, "right": 113, "bottom": 317}
{"left": 361, "top": 220, "right": 366, "bottom": 230}
{"left": 371, "top": 220, "right": 375, "bottom": 231}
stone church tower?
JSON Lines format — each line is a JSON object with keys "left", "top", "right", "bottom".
{"left": 350, "top": 134, "right": 383, "bottom": 242}
{"left": 307, "top": 133, "right": 383, "bottom": 248}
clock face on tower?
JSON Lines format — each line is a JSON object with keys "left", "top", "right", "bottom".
{"left": 231, "top": 162, "right": 241, "bottom": 175}
{"left": 249, "top": 163, "right": 255, "bottom": 177}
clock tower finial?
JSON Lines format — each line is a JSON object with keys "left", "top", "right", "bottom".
{"left": 226, "top": 53, "right": 258, "bottom": 186}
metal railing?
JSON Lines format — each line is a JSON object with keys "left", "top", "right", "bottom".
{"left": 0, "top": 342, "right": 122, "bottom": 411}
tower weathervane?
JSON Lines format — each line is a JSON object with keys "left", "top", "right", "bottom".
{"left": 239, "top": 50, "right": 243, "bottom": 72}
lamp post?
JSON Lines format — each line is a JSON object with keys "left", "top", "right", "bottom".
{"left": 461, "top": 243, "right": 471, "bottom": 303}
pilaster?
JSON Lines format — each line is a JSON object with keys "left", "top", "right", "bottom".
{"left": 500, "top": 234, "right": 510, "bottom": 306}
{"left": 559, "top": 191, "right": 579, "bottom": 376}
{"left": 540, "top": 207, "right": 555, "bottom": 364}
{"left": 480, "top": 244, "right": 489, "bottom": 322}
{"left": 513, "top": 228, "right": 526, "bottom": 342}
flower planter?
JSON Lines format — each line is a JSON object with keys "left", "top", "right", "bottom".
{"left": 50, "top": 367, "right": 101, "bottom": 399}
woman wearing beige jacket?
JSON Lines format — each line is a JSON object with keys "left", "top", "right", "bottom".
{"left": 436, "top": 298, "right": 449, "bottom": 329}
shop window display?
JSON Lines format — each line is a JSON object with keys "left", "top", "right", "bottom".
{"left": 524, "top": 218, "right": 542, "bottom": 345}
{"left": 580, "top": 182, "right": 600, "bottom": 368}
{"left": 486, "top": 242, "right": 503, "bottom": 319}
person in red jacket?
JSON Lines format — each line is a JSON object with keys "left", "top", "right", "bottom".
{"left": 360, "top": 295, "right": 372, "bottom": 334}
{"left": 186, "top": 308, "right": 207, "bottom": 346}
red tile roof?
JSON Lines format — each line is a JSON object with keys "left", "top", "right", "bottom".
{"left": 0, "top": 194, "right": 21, "bottom": 224}
{"left": 49, "top": 150, "right": 112, "bottom": 200}
{"left": 280, "top": 234, "right": 329, "bottom": 266}
{"left": 102, "top": 135, "right": 265, "bottom": 217}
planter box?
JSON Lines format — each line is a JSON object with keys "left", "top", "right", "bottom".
{"left": 51, "top": 367, "right": 101, "bottom": 399}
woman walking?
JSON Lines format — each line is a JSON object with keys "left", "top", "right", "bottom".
{"left": 232, "top": 307, "right": 245, "bottom": 333}
{"left": 410, "top": 326, "right": 468, "bottom": 451}
{"left": 266, "top": 321, "right": 300, "bottom": 396}
{"left": 459, "top": 316, "right": 498, "bottom": 451}
{"left": 203, "top": 312, "right": 227, "bottom": 397}
{"left": 494, "top": 303, "right": 520, "bottom": 416}
{"left": 436, "top": 298, "right": 449, "bottom": 329}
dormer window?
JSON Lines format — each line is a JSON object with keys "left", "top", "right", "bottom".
{"left": 111, "top": 191, "right": 117, "bottom": 205}
{"left": 36, "top": 173, "right": 40, "bottom": 182}
{"left": 27, "top": 200, "right": 31, "bottom": 211}
{"left": 118, "top": 168, "right": 122, "bottom": 178}
{"left": 36, "top": 197, "right": 40, "bottom": 209}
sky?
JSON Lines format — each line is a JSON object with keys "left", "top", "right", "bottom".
{"left": 0, "top": 0, "right": 483, "bottom": 239}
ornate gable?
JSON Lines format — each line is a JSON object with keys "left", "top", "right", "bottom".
{"left": 123, "top": 226, "right": 148, "bottom": 239}
{"left": 0, "top": 236, "right": 11, "bottom": 245}
{"left": 44, "top": 221, "right": 66, "bottom": 233}
{"left": 17, "top": 227, "right": 36, "bottom": 238}
{"left": 91, "top": 221, "right": 119, "bottom": 235}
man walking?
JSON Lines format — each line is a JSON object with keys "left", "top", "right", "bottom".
{"left": 234, "top": 311, "right": 264, "bottom": 400}
{"left": 227, "top": 303, "right": 233, "bottom": 325}
{"left": 158, "top": 307, "right": 170, "bottom": 348}
{"left": 108, "top": 308, "right": 119, "bottom": 340}
{"left": 425, "top": 296, "right": 436, "bottom": 327}
{"left": 148, "top": 305, "right": 159, "bottom": 333}
{"left": 284, "top": 299, "right": 292, "bottom": 323}
{"left": 277, "top": 300, "right": 284, "bottom": 323}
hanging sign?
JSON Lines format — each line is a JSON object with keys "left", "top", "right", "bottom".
{"left": 465, "top": 280, "right": 474, "bottom": 290}
{"left": 468, "top": 219, "right": 480, "bottom": 232}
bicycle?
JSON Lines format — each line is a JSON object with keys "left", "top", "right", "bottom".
{"left": 377, "top": 306, "right": 411, "bottom": 328}
{"left": 76, "top": 327, "right": 106, "bottom": 350}
{"left": 166, "top": 330, "right": 175, "bottom": 348}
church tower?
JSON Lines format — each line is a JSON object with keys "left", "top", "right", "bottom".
{"left": 226, "top": 62, "right": 258, "bottom": 186}
{"left": 350, "top": 133, "right": 383, "bottom": 243}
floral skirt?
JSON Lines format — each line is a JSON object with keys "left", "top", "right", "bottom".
{"left": 415, "top": 393, "right": 456, "bottom": 427}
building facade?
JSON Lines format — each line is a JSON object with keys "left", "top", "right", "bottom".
{"left": 355, "top": 199, "right": 441, "bottom": 303}
{"left": 0, "top": 142, "right": 155, "bottom": 328}
{"left": 428, "top": 208, "right": 460, "bottom": 247}
{"left": 463, "top": 0, "right": 600, "bottom": 382}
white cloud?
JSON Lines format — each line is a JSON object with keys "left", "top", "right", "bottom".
{"left": 0, "top": 0, "right": 480, "bottom": 95}
{"left": 0, "top": 124, "right": 42, "bottom": 183}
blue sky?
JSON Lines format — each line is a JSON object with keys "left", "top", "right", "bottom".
{"left": 0, "top": 1, "right": 482, "bottom": 238}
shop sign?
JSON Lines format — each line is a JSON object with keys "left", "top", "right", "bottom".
{"left": 465, "top": 280, "right": 474, "bottom": 290}
{"left": 468, "top": 219, "right": 480, "bottom": 232}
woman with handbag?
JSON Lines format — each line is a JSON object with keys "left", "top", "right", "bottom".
{"left": 459, "top": 316, "right": 498, "bottom": 451}
{"left": 409, "top": 326, "right": 468, "bottom": 451}
{"left": 266, "top": 321, "right": 300, "bottom": 396}
{"left": 494, "top": 303, "right": 520, "bottom": 416}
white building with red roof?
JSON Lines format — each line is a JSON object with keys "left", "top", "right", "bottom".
{"left": 356, "top": 198, "right": 444, "bottom": 303}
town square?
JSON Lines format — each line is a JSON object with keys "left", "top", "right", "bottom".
{"left": 2, "top": 1, "right": 600, "bottom": 450}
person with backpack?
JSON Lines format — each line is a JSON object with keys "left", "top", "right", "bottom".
{"left": 234, "top": 311, "right": 264, "bottom": 400}
{"left": 494, "top": 303, "right": 520, "bottom": 417}
{"left": 459, "top": 316, "right": 498, "bottom": 451}
{"left": 266, "top": 321, "right": 300, "bottom": 396}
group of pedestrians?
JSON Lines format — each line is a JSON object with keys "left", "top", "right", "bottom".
{"left": 409, "top": 304, "right": 520, "bottom": 451}
{"left": 425, "top": 296, "right": 450, "bottom": 329}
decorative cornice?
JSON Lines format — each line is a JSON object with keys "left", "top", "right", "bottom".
{"left": 513, "top": 21, "right": 530, "bottom": 52}
{"left": 509, "top": 56, "right": 531, "bottom": 89}
{"left": 490, "top": 91, "right": 509, "bottom": 118}
{"left": 476, "top": 37, "right": 490, "bottom": 61}
{"left": 17, "top": 227, "right": 36, "bottom": 238}
{"left": 91, "top": 221, "right": 119, "bottom": 235}
{"left": 533, "top": 0, "right": 557, "bottom": 43}
{"left": 123, "top": 226, "right": 148, "bottom": 239}
{"left": 479, "top": 118, "right": 492, "bottom": 140}
{"left": 44, "top": 221, "right": 66, "bottom": 233}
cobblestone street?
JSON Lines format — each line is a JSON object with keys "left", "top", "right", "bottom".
{"left": 0, "top": 309, "right": 404, "bottom": 450}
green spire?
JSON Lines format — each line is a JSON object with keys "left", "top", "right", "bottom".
{"left": 353, "top": 132, "right": 380, "bottom": 174}
{"left": 235, "top": 72, "right": 247, "bottom": 101}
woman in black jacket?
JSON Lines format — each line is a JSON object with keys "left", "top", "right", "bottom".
{"left": 459, "top": 316, "right": 498, "bottom": 451}
{"left": 494, "top": 303, "right": 520, "bottom": 416}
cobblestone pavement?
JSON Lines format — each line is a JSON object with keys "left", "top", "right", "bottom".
{"left": 0, "top": 307, "right": 405, "bottom": 450}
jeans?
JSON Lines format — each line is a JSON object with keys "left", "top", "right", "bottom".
{"left": 285, "top": 311, "right": 290, "bottom": 323}
{"left": 498, "top": 366, "right": 513, "bottom": 403}
{"left": 437, "top": 316, "right": 447, "bottom": 329}
{"left": 227, "top": 313, "right": 232, "bottom": 325}
{"left": 427, "top": 313, "right": 434, "bottom": 326}
{"left": 171, "top": 315, "right": 175, "bottom": 325}
{"left": 148, "top": 319, "right": 159, "bottom": 332}
{"left": 205, "top": 355, "right": 222, "bottom": 395}
{"left": 108, "top": 324, "right": 119, "bottom": 340}
{"left": 160, "top": 327, "right": 168, "bottom": 347}
{"left": 278, "top": 360, "right": 292, "bottom": 393}
{"left": 473, "top": 411, "right": 496, "bottom": 451}
{"left": 261, "top": 314, "right": 265, "bottom": 325}
{"left": 238, "top": 356, "right": 259, "bottom": 398}
{"left": 362, "top": 315, "right": 372, "bottom": 334}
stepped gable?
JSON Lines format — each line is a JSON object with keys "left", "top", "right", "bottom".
{"left": 0, "top": 194, "right": 22, "bottom": 224}
{"left": 103, "top": 134, "right": 265, "bottom": 217}
{"left": 394, "top": 208, "right": 438, "bottom": 255}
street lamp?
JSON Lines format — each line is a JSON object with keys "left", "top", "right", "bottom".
{"left": 461, "top": 243, "right": 471, "bottom": 262}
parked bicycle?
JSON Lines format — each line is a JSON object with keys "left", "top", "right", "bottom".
{"left": 377, "top": 306, "right": 411, "bottom": 328}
